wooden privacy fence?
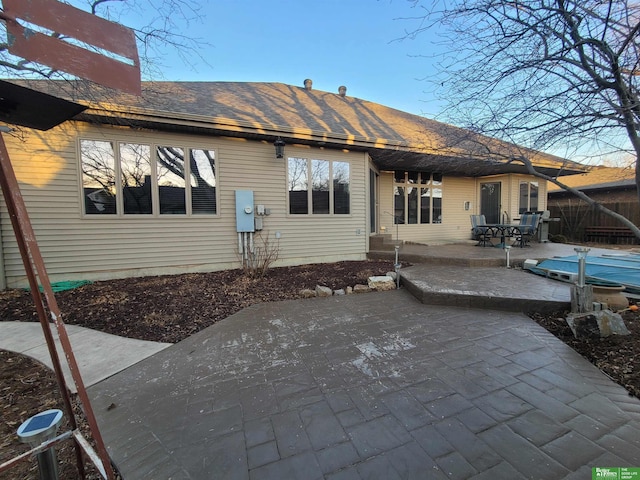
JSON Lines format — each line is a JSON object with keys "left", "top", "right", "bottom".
{"left": 548, "top": 200, "right": 640, "bottom": 244}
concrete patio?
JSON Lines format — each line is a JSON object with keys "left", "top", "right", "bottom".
{"left": 84, "top": 243, "right": 640, "bottom": 478}
{"left": 369, "top": 239, "right": 628, "bottom": 268}
{"left": 3, "top": 241, "right": 640, "bottom": 478}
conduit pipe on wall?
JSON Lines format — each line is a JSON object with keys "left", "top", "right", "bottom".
{"left": 238, "top": 232, "right": 255, "bottom": 269}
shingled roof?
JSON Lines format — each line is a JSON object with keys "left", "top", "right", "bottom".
{"left": 14, "top": 79, "right": 587, "bottom": 177}
{"left": 548, "top": 165, "right": 635, "bottom": 192}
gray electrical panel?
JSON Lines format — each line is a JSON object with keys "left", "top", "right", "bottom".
{"left": 235, "top": 190, "right": 255, "bottom": 233}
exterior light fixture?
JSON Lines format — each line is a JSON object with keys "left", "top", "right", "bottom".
{"left": 574, "top": 247, "right": 590, "bottom": 288}
{"left": 274, "top": 137, "right": 285, "bottom": 159}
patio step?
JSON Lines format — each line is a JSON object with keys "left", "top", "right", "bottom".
{"left": 366, "top": 241, "right": 565, "bottom": 268}
{"left": 368, "top": 250, "right": 506, "bottom": 267}
{"left": 399, "top": 264, "right": 571, "bottom": 313}
{"left": 368, "top": 234, "right": 400, "bottom": 252}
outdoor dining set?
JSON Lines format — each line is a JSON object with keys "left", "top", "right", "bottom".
{"left": 470, "top": 213, "right": 542, "bottom": 248}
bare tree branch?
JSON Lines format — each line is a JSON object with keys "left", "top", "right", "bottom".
{"left": 408, "top": 0, "right": 640, "bottom": 237}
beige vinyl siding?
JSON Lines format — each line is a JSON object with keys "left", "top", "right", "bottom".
{"left": 377, "top": 172, "right": 476, "bottom": 243}
{"left": 0, "top": 123, "right": 367, "bottom": 288}
{"left": 378, "top": 171, "right": 395, "bottom": 235}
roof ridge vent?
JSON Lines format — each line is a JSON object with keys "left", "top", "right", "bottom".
{"left": 304, "top": 79, "right": 312, "bottom": 90}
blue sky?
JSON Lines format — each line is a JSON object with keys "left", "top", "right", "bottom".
{"left": 144, "top": 0, "right": 445, "bottom": 117}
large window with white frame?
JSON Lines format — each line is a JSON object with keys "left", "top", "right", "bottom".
{"left": 519, "top": 180, "right": 539, "bottom": 214}
{"left": 393, "top": 171, "right": 443, "bottom": 224}
{"left": 80, "top": 139, "right": 217, "bottom": 216}
{"left": 287, "top": 157, "right": 350, "bottom": 215}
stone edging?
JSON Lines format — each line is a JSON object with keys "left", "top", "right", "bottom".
{"left": 299, "top": 273, "right": 397, "bottom": 298}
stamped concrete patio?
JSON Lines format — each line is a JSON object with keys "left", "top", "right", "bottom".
{"left": 87, "top": 244, "right": 640, "bottom": 479}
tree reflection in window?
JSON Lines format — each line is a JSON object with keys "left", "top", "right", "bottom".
{"left": 333, "top": 161, "right": 350, "bottom": 214}
{"left": 81, "top": 140, "right": 116, "bottom": 214}
{"left": 81, "top": 139, "right": 217, "bottom": 216}
{"left": 157, "top": 146, "right": 186, "bottom": 214}
{"left": 420, "top": 188, "right": 431, "bottom": 224}
{"left": 519, "top": 181, "right": 538, "bottom": 214}
{"left": 288, "top": 157, "right": 350, "bottom": 215}
{"left": 120, "top": 143, "right": 152, "bottom": 214}
{"left": 190, "top": 149, "right": 216, "bottom": 214}
{"left": 312, "top": 159, "right": 330, "bottom": 214}
{"left": 288, "top": 157, "right": 308, "bottom": 214}
{"left": 394, "top": 171, "right": 443, "bottom": 224}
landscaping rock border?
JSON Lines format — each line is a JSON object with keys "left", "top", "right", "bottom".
{"left": 300, "top": 275, "right": 396, "bottom": 298}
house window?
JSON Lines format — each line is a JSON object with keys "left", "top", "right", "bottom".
{"left": 394, "top": 171, "right": 442, "bottom": 224}
{"left": 81, "top": 140, "right": 116, "bottom": 214}
{"left": 519, "top": 181, "right": 539, "bottom": 214}
{"left": 288, "top": 157, "right": 308, "bottom": 214}
{"left": 312, "top": 159, "right": 330, "bottom": 214}
{"left": 81, "top": 139, "right": 217, "bottom": 216}
{"left": 157, "top": 146, "right": 186, "bottom": 214}
{"left": 288, "top": 157, "right": 350, "bottom": 214}
{"left": 121, "top": 143, "right": 152, "bottom": 214}
{"left": 334, "top": 161, "right": 350, "bottom": 214}
{"left": 190, "top": 149, "right": 217, "bottom": 214}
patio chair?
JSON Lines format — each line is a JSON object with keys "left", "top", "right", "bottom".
{"left": 470, "top": 214, "right": 492, "bottom": 247}
{"left": 513, "top": 213, "right": 541, "bottom": 247}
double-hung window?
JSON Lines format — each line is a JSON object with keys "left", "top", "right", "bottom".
{"left": 81, "top": 139, "right": 217, "bottom": 216}
{"left": 393, "top": 171, "right": 443, "bottom": 224}
{"left": 288, "top": 157, "right": 350, "bottom": 215}
{"left": 518, "top": 181, "right": 539, "bottom": 214}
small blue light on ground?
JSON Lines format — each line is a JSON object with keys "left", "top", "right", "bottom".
{"left": 16, "top": 409, "right": 64, "bottom": 480}
{"left": 20, "top": 412, "right": 60, "bottom": 434}
{"left": 17, "top": 409, "right": 63, "bottom": 446}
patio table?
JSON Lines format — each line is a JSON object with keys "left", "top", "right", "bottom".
{"left": 485, "top": 224, "right": 524, "bottom": 248}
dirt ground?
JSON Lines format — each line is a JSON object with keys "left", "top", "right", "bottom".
{"left": 1, "top": 259, "right": 639, "bottom": 478}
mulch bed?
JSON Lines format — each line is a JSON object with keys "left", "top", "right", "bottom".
{"left": 0, "top": 260, "right": 397, "bottom": 344}
{"left": 530, "top": 309, "right": 640, "bottom": 399}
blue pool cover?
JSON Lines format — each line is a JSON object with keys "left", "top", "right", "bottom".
{"left": 527, "top": 253, "right": 640, "bottom": 293}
